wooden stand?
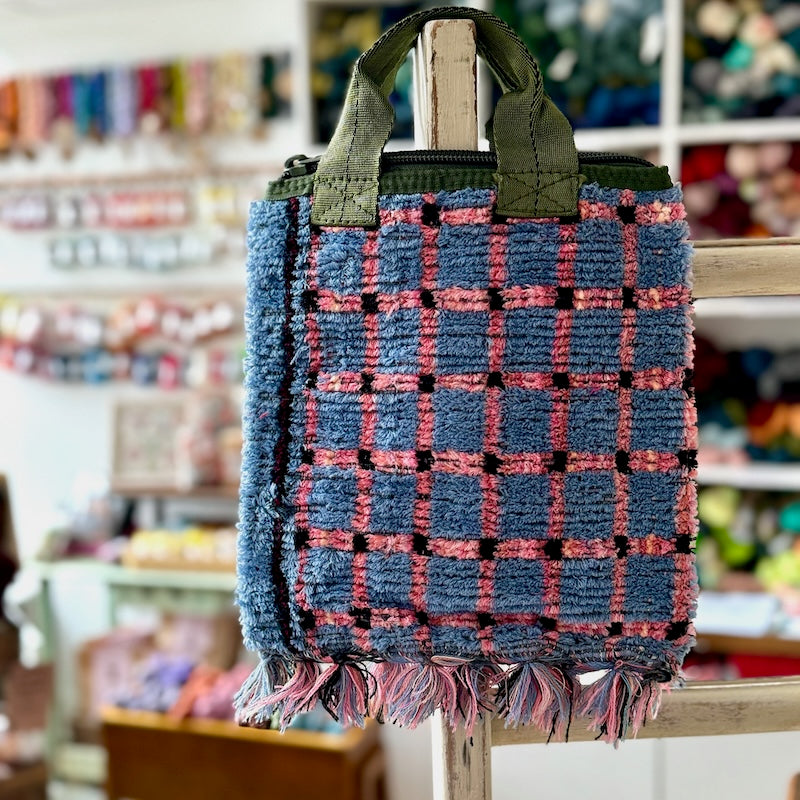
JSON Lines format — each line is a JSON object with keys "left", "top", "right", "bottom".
{"left": 414, "top": 20, "right": 478, "bottom": 151}
{"left": 0, "top": 764, "right": 47, "bottom": 800}
{"left": 413, "top": 19, "right": 800, "bottom": 800}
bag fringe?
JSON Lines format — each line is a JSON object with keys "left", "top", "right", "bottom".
{"left": 575, "top": 667, "right": 664, "bottom": 745}
{"left": 495, "top": 662, "right": 577, "bottom": 740}
{"left": 235, "top": 656, "right": 670, "bottom": 743}
{"left": 233, "top": 655, "right": 292, "bottom": 727}
{"left": 375, "top": 660, "right": 459, "bottom": 728}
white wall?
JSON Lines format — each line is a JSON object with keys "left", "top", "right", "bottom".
{"left": 0, "top": 373, "right": 114, "bottom": 558}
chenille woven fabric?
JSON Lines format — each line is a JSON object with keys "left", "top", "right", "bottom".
{"left": 235, "top": 179, "right": 698, "bottom": 742}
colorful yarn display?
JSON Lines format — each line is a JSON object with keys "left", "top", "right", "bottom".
{"left": 0, "top": 296, "right": 242, "bottom": 387}
{"left": 311, "top": 4, "right": 421, "bottom": 142}
{"left": 122, "top": 527, "right": 237, "bottom": 571}
{"left": 0, "top": 51, "right": 291, "bottom": 156}
{"left": 115, "top": 657, "right": 342, "bottom": 731}
{"left": 495, "top": 0, "right": 663, "bottom": 127}
{"left": 116, "top": 654, "right": 195, "bottom": 713}
{"left": 696, "top": 335, "right": 800, "bottom": 464}
{"left": 1, "top": 184, "right": 249, "bottom": 231}
{"left": 696, "top": 486, "right": 800, "bottom": 590}
{"left": 1, "top": 175, "right": 266, "bottom": 270}
{"left": 682, "top": 141, "right": 800, "bottom": 238}
{"left": 684, "top": 0, "right": 800, "bottom": 122}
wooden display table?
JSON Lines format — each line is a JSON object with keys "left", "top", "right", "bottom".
{"left": 102, "top": 707, "right": 386, "bottom": 800}
{"left": 0, "top": 763, "right": 47, "bottom": 800}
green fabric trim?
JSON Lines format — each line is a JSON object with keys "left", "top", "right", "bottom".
{"left": 265, "top": 164, "right": 673, "bottom": 202}
{"left": 583, "top": 164, "right": 673, "bottom": 190}
{"left": 310, "top": 7, "right": 580, "bottom": 226}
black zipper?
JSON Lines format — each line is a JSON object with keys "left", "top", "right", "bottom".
{"left": 281, "top": 149, "right": 654, "bottom": 180}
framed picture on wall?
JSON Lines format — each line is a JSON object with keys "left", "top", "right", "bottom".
{"left": 111, "top": 399, "right": 185, "bottom": 490}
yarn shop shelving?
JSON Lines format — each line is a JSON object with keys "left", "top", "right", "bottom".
{"left": 0, "top": 37, "right": 292, "bottom": 789}
{"left": 307, "top": 0, "right": 800, "bottom": 239}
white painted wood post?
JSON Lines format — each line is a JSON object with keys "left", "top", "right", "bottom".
{"left": 413, "top": 18, "right": 489, "bottom": 800}
{"left": 414, "top": 19, "right": 478, "bottom": 151}
{"left": 432, "top": 715, "right": 492, "bottom": 800}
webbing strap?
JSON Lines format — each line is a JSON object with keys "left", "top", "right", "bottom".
{"left": 310, "top": 6, "right": 581, "bottom": 226}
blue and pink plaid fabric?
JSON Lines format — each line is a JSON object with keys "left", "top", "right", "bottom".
{"left": 236, "top": 182, "right": 697, "bottom": 738}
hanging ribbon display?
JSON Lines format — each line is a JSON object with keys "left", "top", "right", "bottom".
{"left": 185, "top": 60, "right": 210, "bottom": 136}
{"left": 107, "top": 67, "right": 137, "bottom": 137}
{"left": 0, "top": 49, "right": 291, "bottom": 156}
{"left": 0, "top": 81, "right": 19, "bottom": 154}
{"left": 16, "top": 77, "right": 49, "bottom": 150}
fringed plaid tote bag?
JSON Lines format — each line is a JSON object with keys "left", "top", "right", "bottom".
{"left": 236, "top": 6, "right": 697, "bottom": 744}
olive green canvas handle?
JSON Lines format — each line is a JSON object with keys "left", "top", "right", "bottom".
{"left": 310, "top": 6, "right": 582, "bottom": 227}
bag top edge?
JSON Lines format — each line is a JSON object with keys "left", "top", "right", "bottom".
{"left": 264, "top": 163, "right": 674, "bottom": 203}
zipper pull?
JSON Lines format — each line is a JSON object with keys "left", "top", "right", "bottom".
{"left": 282, "top": 154, "right": 317, "bottom": 179}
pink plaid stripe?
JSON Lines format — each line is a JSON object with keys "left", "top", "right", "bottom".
{"left": 577, "top": 198, "right": 686, "bottom": 225}
{"left": 351, "top": 229, "right": 380, "bottom": 652}
{"left": 307, "top": 447, "right": 683, "bottom": 475}
{"left": 314, "top": 366, "right": 688, "bottom": 394}
{"left": 306, "top": 527, "right": 685, "bottom": 560}
{"left": 379, "top": 199, "right": 686, "bottom": 227}
{"left": 306, "top": 607, "right": 682, "bottom": 642}
{"left": 542, "top": 222, "right": 578, "bottom": 629}
{"left": 608, "top": 191, "right": 638, "bottom": 655}
{"left": 476, "top": 219, "right": 508, "bottom": 654}
{"left": 671, "top": 290, "right": 699, "bottom": 641}
{"left": 314, "top": 285, "right": 689, "bottom": 314}
{"left": 380, "top": 205, "right": 493, "bottom": 226}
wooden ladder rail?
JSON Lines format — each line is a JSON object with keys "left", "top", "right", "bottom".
{"left": 435, "top": 676, "right": 800, "bottom": 800}
{"left": 413, "top": 19, "right": 800, "bottom": 800}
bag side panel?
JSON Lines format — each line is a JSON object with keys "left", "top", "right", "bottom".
{"left": 237, "top": 197, "right": 309, "bottom": 657}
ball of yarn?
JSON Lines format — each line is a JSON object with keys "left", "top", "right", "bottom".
{"left": 739, "top": 12, "right": 778, "bottom": 48}
{"left": 758, "top": 140, "right": 792, "bottom": 174}
{"left": 780, "top": 193, "right": 800, "bottom": 220}
{"left": 771, "top": 168, "right": 796, "bottom": 196}
{"left": 738, "top": 177, "right": 759, "bottom": 204}
{"left": 713, "top": 170, "right": 739, "bottom": 195}
{"left": 721, "top": 40, "right": 754, "bottom": 71}
{"left": 580, "top": 0, "right": 612, "bottom": 32}
{"left": 691, "top": 57, "right": 724, "bottom": 93}
{"left": 751, "top": 197, "right": 779, "bottom": 226}
{"left": 548, "top": 48, "right": 578, "bottom": 81}
{"left": 774, "top": 4, "right": 800, "bottom": 34}
{"left": 681, "top": 144, "right": 727, "bottom": 183}
{"left": 545, "top": 0, "right": 579, "bottom": 30}
{"left": 756, "top": 40, "right": 798, "bottom": 75}
{"left": 683, "top": 180, "right": 719, "bottom": 217}
{"left": 725, "top": 143, "right": 759, "bottom": 180}
{"left": 716, "top": 69, "right": 750, "bottom": 100}
{"left": 741, "top": 347, "right": 774, "bottom": 380}
{"left": 779, "top": 502, "right": 800, "bottom": 535}
{"left": 698, "top": 485, "right": 740, "bottom": 530}
{"left": 696, "top": 0, "right": 740, "bottom": 41}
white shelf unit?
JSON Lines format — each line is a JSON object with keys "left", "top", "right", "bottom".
{"left": 698, "top": 464, "right": 800, "bottom": 492}
{"left": 300, "top": 0, "right": 798, "bottom": 180}
{"left": 0, "top": 0, "right": 796, "bottom": 476}
{"left": 695, "top": 296, "right": 800, "bottom": 319}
